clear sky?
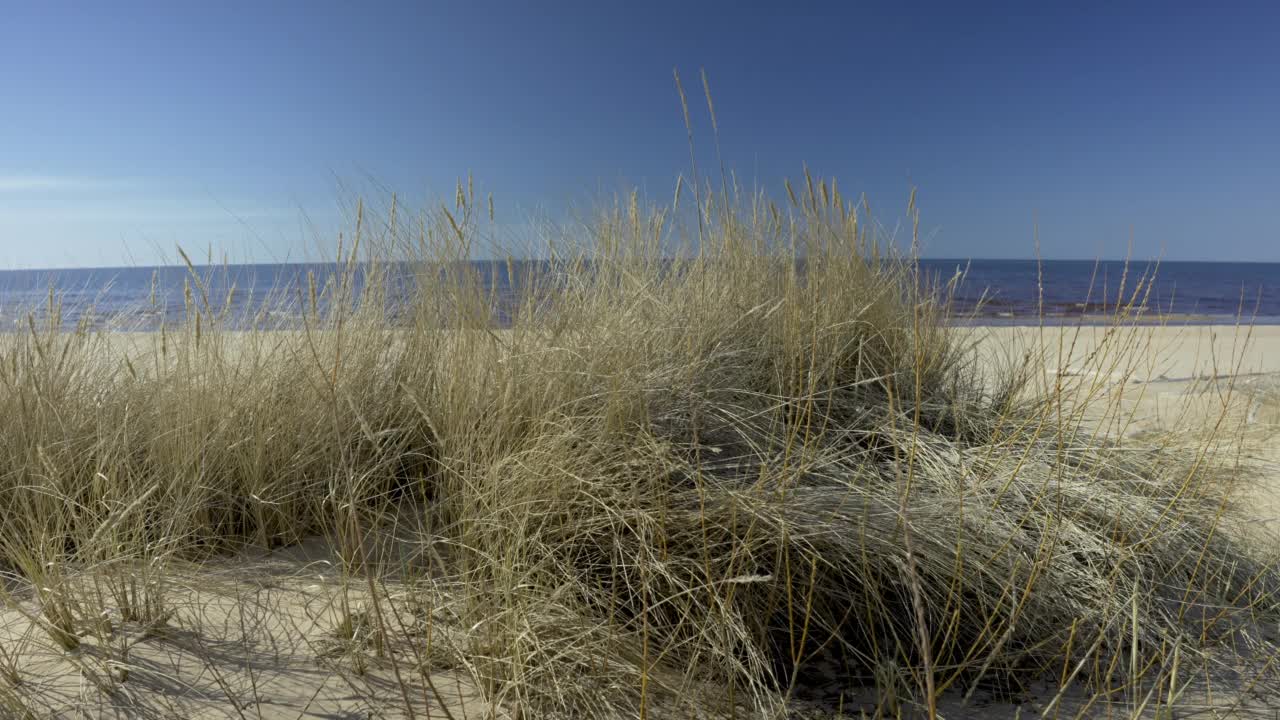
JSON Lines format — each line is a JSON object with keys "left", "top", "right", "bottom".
{"left": 2, "top": 1, "right": 1278, "bottom": 268}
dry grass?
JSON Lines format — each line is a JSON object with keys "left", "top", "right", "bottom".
{"left": 0, "top": 177, "right": 1277, "bottom": 719}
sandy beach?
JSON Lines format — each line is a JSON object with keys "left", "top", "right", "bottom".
{"left": 1, "top": 322, "right": 1277, "bottom": 718}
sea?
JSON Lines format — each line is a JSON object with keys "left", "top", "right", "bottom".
{"left": 0, "top": 259, "right": 1276, "bottom": 331}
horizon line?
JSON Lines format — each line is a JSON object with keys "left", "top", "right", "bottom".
{"left": 1, "top": 256, "right": 1278, "bottom": 275}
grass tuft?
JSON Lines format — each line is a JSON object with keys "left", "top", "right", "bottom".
{"left": 0, "top": 176, "right": 1275, "bottom": 718}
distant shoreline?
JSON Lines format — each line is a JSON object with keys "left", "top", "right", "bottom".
{"left": 3, "top": 313, "right": 1280, "bottom": 333}
{"left": 1, "top": 258, "right": 1276, "bottom": 331}
{"left": 951, "top": 313, "right": 1280, "bottom": 327}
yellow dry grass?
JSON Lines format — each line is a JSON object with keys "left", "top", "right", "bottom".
{"left": 0, "top": 179, "right": 1278, "bottom": 719}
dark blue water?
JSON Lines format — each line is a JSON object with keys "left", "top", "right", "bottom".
{"left": 0, "top": 259, "right": 1276, "bottom": 331}
{"left": 918, "top": 259, "right": 1280, "bottom": 324}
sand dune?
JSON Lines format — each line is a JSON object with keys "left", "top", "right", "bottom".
{"left": 4, "top": 323, "right": 1279, "bottom": 718}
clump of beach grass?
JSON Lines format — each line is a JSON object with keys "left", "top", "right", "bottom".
{"left": 0, "top": 175, "right": 1275, "bottom": 719}
{"left": 391, "top": 181, "right": 1280, "bottom": 718}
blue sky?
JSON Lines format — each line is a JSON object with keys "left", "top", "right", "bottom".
{"left": 2, "top": 1, "right": 1278, "bottom": 268}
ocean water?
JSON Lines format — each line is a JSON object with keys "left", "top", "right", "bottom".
{"left": 0, "top": 259, "right": 1276, "bottom": 331}
{"left": 917, "top": 259, "right": 1280, "bottom": 324}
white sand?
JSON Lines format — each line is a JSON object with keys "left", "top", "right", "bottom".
{"left": 968, "top": 323, "right": 1280, "bottom": 381}
{"left": 965, "top": 324, "right": 1280, "bottom": 435}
